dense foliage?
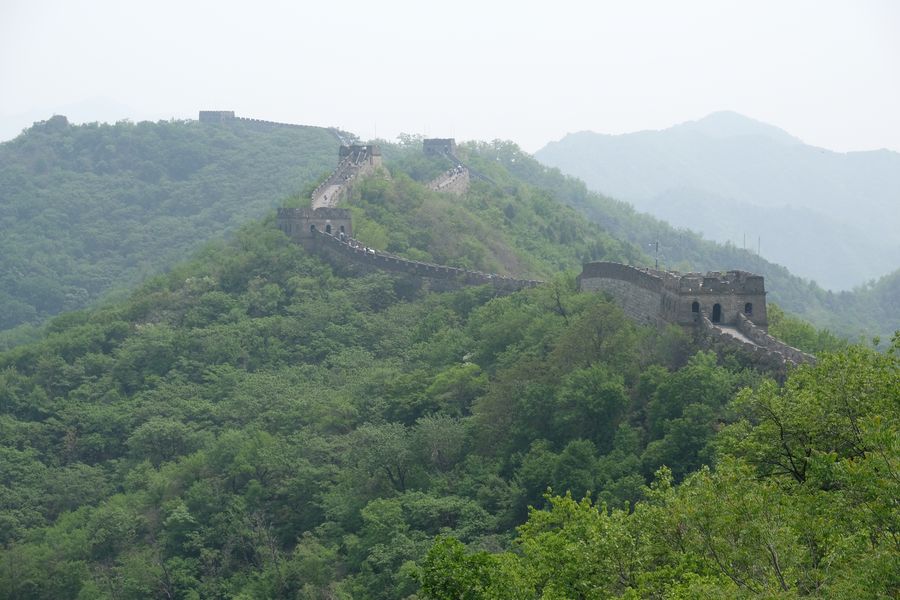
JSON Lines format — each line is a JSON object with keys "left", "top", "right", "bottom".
{"left": 1, "top": 132, "right": 892, "bottom": 599}
{"left": 0, "top": 168, "right": 787, "bottom": 597}
{"left": 0, "top": 116, "right": 336, "bottom": 340}
{"left": 421, "top": 338, "right": 899, "bottom": 598}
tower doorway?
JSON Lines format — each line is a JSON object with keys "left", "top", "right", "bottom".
{"left": 712, "top": 303, "right": 722, "bottom": 323}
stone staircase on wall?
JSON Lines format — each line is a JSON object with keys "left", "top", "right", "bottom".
{"left": 700, "top": 315, "right": 815, "bottom": 372}
{"left": 311, "top": 146, "right": 381, "bottom": 209}
{"left": 734, "top": 313, "right": 816, "bottom": 365}
{"left": 427, "top": 165, "right": 470, "bottom": 195}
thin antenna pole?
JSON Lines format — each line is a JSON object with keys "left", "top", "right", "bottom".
{"left": 757, "top": 236, "right": 761, "bottom": 272}
{"left": 655, "top": 240, "right": 659, "bottom": 271}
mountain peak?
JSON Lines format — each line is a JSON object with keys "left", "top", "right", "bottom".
{"left": 672, "top": 111, "right": 803, "bottom": 145}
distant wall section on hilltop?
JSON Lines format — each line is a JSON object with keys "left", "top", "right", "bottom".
{"left": 423, "top": 138, "right": 457, "bottom": 156}
{"left": 199, "top": 110, "right": 235, "bottom": 123}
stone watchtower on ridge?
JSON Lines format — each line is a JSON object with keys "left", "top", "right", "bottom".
{"left": 423, "top": 139, "right": 457, "bottom": 156}
{"left": 339, "top": 144, "right": 383, "bottom": 168}
{"left": 578, "top": 262, "right": 768, "bottom": 329}
{"left": 277, "top": 207, "right": 352, "bottom": 250}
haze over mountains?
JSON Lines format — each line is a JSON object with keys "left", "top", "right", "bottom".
{"left": 535, "top": 111, "right": 900, "bottom": 291}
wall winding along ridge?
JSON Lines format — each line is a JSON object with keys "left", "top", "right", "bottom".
{"left": 268, "top": 122, "right": 812, "bottom": 370}
{"left": 310, "top": 230, "right": 542, "bottom": 291}
{"left": 276, "top": 137, "right": 539, "bottom": 294}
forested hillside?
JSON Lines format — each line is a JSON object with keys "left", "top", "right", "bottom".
{"left": 422, "top": 339, "right": 899, "bottom": 598}
{"left": 3, "top": 118, "right": 886, "bottom": 348}
{"left": 0, "top": 116, "right": 337, "bottom": 341}
{"left": 1, "top": 147, "right": 896, "bottom": 598}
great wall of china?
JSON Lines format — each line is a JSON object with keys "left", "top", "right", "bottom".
{"left": 577, "top": 262, "right": 815, "bottom": 370}
{"left": 201, "top": 110, "right": 817, "bottom": 372}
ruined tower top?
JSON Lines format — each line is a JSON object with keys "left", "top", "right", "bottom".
{"left": 423, "top": 138, "right": 457, "bottom": 156}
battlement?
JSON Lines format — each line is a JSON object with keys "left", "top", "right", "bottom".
{"left": 199, "top": 110, "right": 235, "bottom": 123}
{"left": 277, "top": 207, "right": 353, "bottom": 246}
{"left": 427, "top": 165, "right": 470, "bottom": 195}
{"left": 307, "top": 229, "right": 541, "bottom": 292}
{"left": 423, "top": 138, "right": 457, "bottom": 156}
{"left": 339, "top": 144, "right": 382, "bottom": 166}
{"left": 576, "top": 261, "right": 816, "bottom": 370}
{"left": 578, "top": 261, "right": 767, "bottom": 328}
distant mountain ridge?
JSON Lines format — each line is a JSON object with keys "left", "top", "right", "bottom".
{"left": 535, "top": 111, "right": 900, "bottom": 291}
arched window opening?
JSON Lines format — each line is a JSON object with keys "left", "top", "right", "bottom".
{"left": 310, "top": 224, "right": 317, "bottom": 232}
{"left": 744, "top": 302, "right": 753, "bottom": 316}
{"left": 325, "top": 224, "right": 332, "bottom": 234}
{"left": 691, "top": 301, "right": 699, "bottom": 313}
{"left": 712, "top": 303, "right": 722, "bottom": 323}
{"left": 340, "top": 225, "right": 345, "bottom": 233}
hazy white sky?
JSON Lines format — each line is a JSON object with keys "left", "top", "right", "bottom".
{"left": 2, "top": 0, "right": 898, "bottom": 152}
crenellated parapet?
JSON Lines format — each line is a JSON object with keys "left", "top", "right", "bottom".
{"left": 578, "top": 261, "right": 767, "bottom": 329}
{"left": 735, "top": 313, "right": 815, "bottom": 365}
{"left": 278, "top": 207, "right": 353, "bottom": 249}
{"left": 198, "top": 110, "right": 346, "bottom": 144}
{"left": 578, "top": 261, "right": 809, "bottom": 370}
{"left": 306, "top": 228, "right": 542, "bottom": 291}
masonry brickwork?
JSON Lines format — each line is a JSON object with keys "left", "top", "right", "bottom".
{"left": 579, "top": 261, "right": 812, "bottom": 368}
{"left": 312, "top": 144, "right": 383, "bottom": 209}
{"left": 427, "top": 165, "right": 470, "bottom": 196}
{"left": 578, "top": 262, "right": 767, "bottom": 328}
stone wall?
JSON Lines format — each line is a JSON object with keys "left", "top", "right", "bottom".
{"left": 578, "top": 263, "right": 663, "bottom": 326}
{"left": 311, "top": 145, "right": 384, "bottom": 209}
{"left": 424, "top": 138, "right": 457, "bottom": 156}
{"left": 278, "top": 207, "right": 353, "bottom": 247}
{"left": 427, "top": 167, "right": 470, "bottom": 196}
{"left": 199, "top": 110, "right": 235, "bottom": 122}
{"left": 580, "top": 262, "right": 768, "bottom": 328}
{"left": 696, "top": 316, "right": 791, "bottom": 375}
{"left": 197, "top": 111, "right": 344, "bottom": 142}
{"left": 666, "top": 272, "right": 768, "bottom": 327}
{"left": 306, "top": 230, "right": 541, "bottom": 291}
{"left": 736, "top": 313, "right": 815, "bottom": 365}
